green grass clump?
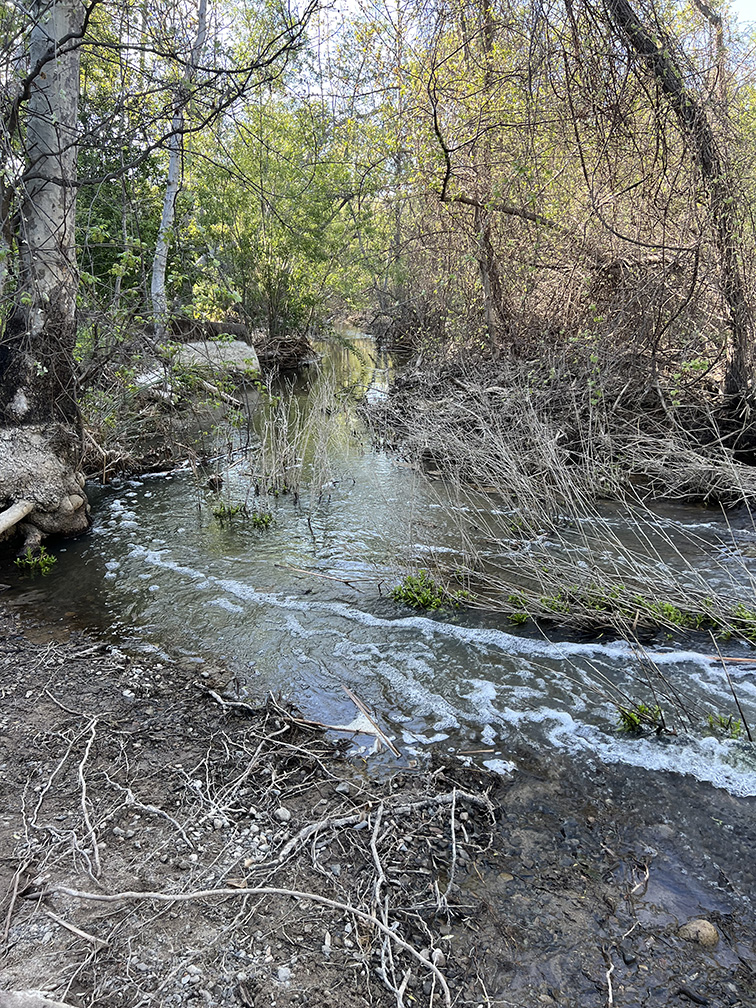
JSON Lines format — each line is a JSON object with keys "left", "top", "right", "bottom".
{"left": 15, "top": 545, "right": 56, "bottom": 576}
{"left": 706, "top": 714, "right": 743, "bottom": 740}
{"left": 392, "top": 570, "right": 468, "bottom": 611}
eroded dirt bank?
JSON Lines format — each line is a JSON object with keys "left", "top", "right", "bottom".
{"left": 0, "top": 602, "right": 754, "bottom": 1008}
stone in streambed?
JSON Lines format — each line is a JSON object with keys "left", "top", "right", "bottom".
{"left": 678, "top": 919, "right": 719, "bottom": 948}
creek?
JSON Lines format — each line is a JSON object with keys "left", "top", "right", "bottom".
{"left": 8, "top": 333, "right": 756, "bottom": 795}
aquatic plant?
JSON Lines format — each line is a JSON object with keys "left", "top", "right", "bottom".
{"left": 211, "top": 501, "right": 274, "bottom": 531}
{"left": 250, "top": 510, "right": 274, "bottom": 530}
{"left": 616, "top": 702, "right": 664, "bottom": 735}
{"left": 391, "top": 570, "right": 468, "bottom": 611}
{"left": 14, "top": 546, "right": 57, "bottom": 576}
{"left": 706, "top": 714, "right": 743, "bottom": 740}
{"left": 211, "top": 501, "right": 249, "bottom": 526}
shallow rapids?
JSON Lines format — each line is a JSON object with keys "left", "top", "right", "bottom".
{"left": 9, "top": 335, "right": 756, "bottom": 796}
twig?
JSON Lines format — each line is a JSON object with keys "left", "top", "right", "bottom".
{"left": 342, "top": 686, "right": 401, "bottom": 757}
{"left": 443, "top": 788, "right": 458, "bottom": 901}
{"left": 275, "top": 563, "right": 366, "bottom": 591}
{"left": 604, "top": 953, "right": 615, "bottom": 1006}
{"left": 43, "top": 908, "right": 109, "bottom": 949}
{"left": 273, "top": 791, "right": 489, "bottom": 868}
{"left": 201, "top": 687, "right": 361, "bottom": 736}
{"left": 2, "top": 862, "right": 30, "bottom": 946}
{"left": 101, "top": 773, "right": 194, "bottom": 849}
{"left": 709, "top": 634, "right": 754, "bottom": 741}
{"left": 47, "top": 883, "right": 452, "bottom": 1008}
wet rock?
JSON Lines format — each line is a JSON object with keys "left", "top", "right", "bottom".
{"left": 648, "top": 822, "right": 675, "bottom": 841}
{"left": 560, "top": 818, "right": 580, "bottom": 840}
{"left": 676, "top": 985, "right": 710, "bottom": 1005}
{"left": 619, "top": 938, "right": 637, "bottom": 965}
{"left": 678, "top": 919, "right": 719, "bottom": 949}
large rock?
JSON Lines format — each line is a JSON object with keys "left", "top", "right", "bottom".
{"left": 173, "top": 341, "right": 260, "bottom": 378}
{"left": 0, "top": 425, "right": 90, "bottom": 539}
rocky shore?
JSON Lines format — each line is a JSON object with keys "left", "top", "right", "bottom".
{"left": 0, "top": 600, "right": 754, "bottom": 1008}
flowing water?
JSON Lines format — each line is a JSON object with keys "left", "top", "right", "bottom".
{"left": 8, "top": 334, "right": 756, "bottom": 795}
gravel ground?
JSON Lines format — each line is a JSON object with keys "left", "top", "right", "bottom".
{"left": 0, "top": 600, "right": 755, "bottom": 1008}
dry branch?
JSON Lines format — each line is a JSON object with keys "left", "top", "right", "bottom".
{"left": 46, "top": 883, "right": 453, "bottom": 1007}
{"left": 0, "top": 500, "right": 34, "bottom": 537}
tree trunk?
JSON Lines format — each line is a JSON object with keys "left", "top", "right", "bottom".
{"left": 605, "top": 0, "right": 753, "bottom": 399}
{"left": 150, "top": 0, "right": 208, "bottom": 336}
{"left": 0, "top": 0, "right": 90, "bottom": 543}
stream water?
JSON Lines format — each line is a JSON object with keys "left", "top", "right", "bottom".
{"left": 8, "top": 334, "right": 756, "bottom": 796}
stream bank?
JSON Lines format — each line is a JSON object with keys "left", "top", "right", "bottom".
{"left": 1, "top": 601, "right": 755, "bottom": 1008}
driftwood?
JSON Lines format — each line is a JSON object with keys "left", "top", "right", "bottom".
{"left": 0, "top": 500, "right": 34, "bottom": 537}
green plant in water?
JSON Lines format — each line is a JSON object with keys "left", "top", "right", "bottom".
{"left": 706, "top": 714, "right": 742, "bottom": 740}
{"left": 250, "top": 511, "right": 273, "bottom": 530}
{"left": 391, "top": 570, "right": 468, "bottom": 611}
{"left": 616, "top": 702, "right": 664, "bottom": 734}
{"left": 15, "top": 546, "right": 57, "bottom": 576}
{"left": 212, "top": 501, "right": 249, "bottom": 526}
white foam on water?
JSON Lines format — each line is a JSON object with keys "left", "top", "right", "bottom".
{"left": 482, "top": 758, "right": 516, "bottom": 776}
{"left": 208, "top": 598, "right": 244, "bottom": 613}
{"left": 123, "top": 544, "right": 756, "bottom": 794}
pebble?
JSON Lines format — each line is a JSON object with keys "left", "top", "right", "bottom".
{"left": 276, "top": 966, "right": 292, "bottom": 983}
{"left": 273, "top": 807, "right": 291, "bottom": 823}
{"left": 679, "top": 920, "right": 719, "bottom": 949}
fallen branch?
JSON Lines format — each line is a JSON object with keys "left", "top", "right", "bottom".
{"left": 275, "top": 562, "right": 367, "bottom": 591}
{"left": 272, "top": 789, "right": 491, "bottom": 868}
{"left": 47, "top": 883, "right": 452, "bottom": 1007}
{"left": 197, "top": 377, "right": 242, "bottom": 408}
{"left": 0, "top": 499, "right": 34, "bottom": 536}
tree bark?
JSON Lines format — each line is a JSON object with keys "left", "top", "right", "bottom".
{"left": 0, "top": 0, "right": 90, "bottom": 540}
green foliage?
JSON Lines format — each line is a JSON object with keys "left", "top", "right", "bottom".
{"left": 14, "top": 546, "right": 57, "bottom": 576}
{"left": 187, "top": 96, "right": 379, "bottom": 333}
{"left": 250, "top": 510, "right": 274, "bottom": 530}
{"left": 391, "top": 570, "right": 468, "bottom": 611}
{"left": 211, "top": 502, "right": 249, "bottom": 526}
{"left": 211, "top": 501, "right": 273, "bottom": 531}
{"left": 706, "top": 714, "right": 743, "bottom": 741}
{"left": 616, "top": 703, "right": 664, "bottom": 735}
